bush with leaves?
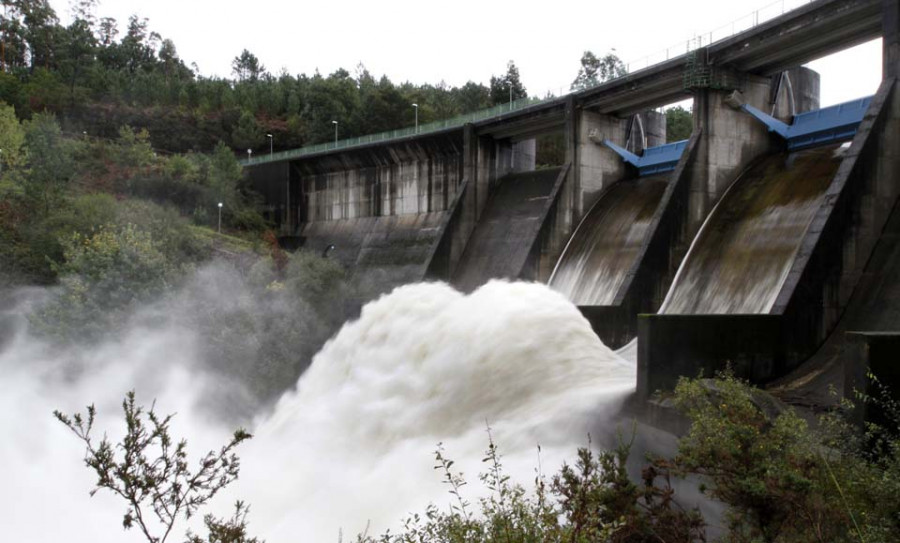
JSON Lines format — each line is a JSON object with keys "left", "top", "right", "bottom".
{"left": 32, "top": 222, "right": 178, "bottom": 341}
{"left": 55, "top": 391, "right": 259, "bottom": 543}
{"left": 361, "top": 430, "right": 705, "bottom": 543}
{"left": 671, "top": 372, "right": 900, "bottom": 542}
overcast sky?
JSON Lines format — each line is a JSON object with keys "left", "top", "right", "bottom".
{"left": 50, "top": 0, "right": 883, "bottom": 107}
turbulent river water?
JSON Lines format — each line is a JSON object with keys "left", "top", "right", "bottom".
{"left": 0, "top": 278, "right": 634, "bottom": 541}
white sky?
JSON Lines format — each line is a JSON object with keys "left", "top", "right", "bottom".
{"left": 51, "top": 0, "right": 883, "bottom": 107}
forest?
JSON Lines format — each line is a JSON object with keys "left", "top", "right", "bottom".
{"left": 0, "top": 0, "right": 691, "bottom": 157}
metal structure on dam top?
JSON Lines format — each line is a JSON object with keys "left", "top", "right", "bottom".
{"left": 242, "top": 0, "right": 885, "bottom": 168}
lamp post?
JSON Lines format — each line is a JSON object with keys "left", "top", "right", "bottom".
{"left": 217, "top": 202, "right": 223, "bottom": 233}
{"left": 266, "top": 133, "right": 273, "bottom": 157}
{"left": 412, "top": 103, "right": 418, "bottom": 133}
{"left": 247, "top": 148, "right": 252, "bottom": 161}
{"left": 332, "top": 120, "right": 338, "bottom": 144}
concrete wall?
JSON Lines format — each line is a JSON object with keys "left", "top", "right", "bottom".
{"left": 519, "top": 164, "right": 572, "bottom": 282}
{"left": 290, "top": 132, "right": 464, "bottom": 226}
{"left": 574, "top": 109, "right": 628, "bottom": 219}
{"left": 886, "top": 0, "right": 899, "bottom": 79}
{"left": 775, "top": 78, "right": 900, "bottom": 364}
{"left": 638, "top": 314, "right": 786, "bottom": 400}
{"left": 688, "top": 72, "right": 775, "bottom": 235}
{"left": 425, "top": 125, "right": 508, "bottom": 281}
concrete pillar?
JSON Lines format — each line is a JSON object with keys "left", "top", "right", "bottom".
{"left": 689, "top": 74, "right": 774, "bottom": 235}
{"left": 511, "top": 139, "right": 537, "bottom": 172}
{"left": 642, "top": 110, "right": 667, "bottom": 148}
{"left": 886, "top": 0, "right": 900, "bottom": 79}
{"left": 574, "top": 109, "right": 628, "bottom": 219}
{"left": 783, "top": 67, "right": 820, "bottom": 115}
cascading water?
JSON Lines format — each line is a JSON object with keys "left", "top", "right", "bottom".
{"left": 0, "top": 275, "right": 634, "bottom": 542}
{"left": 549, "top": 175, "right": 668, "bottom": 305}
{"left": 661, "top": 144, "right": 845, "bottom": 314}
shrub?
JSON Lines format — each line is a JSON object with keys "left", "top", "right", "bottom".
{"left": 362, "top": 431, "right": 705, "bottom": 543}
{"left": 55, "top": 391, "right": 258, "bottom": 543}
{"left": 31, "top": 222, "right": 177, "bottom": 341}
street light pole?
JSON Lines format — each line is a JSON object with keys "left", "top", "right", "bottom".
{"left": 217, "top": 202, "right": 223, "bottom": 233}
{"left": 266, "top": 133, "right": 273, "bottom": 157}
{"left": 412, "top": 103, "right": 418, "bottom": 133}
{"left": 247, "top": 148, "right": 252, "bottom": 161}
{"left": 332, "top": 120, "right": 338, "bottom": 144}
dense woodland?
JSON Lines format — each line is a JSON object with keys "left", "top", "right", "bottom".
{"left": 0, "top": 0, "right": 691, "bottom": 157}
{"left": 0, "top": 0, "right": 534, "bottom": 154}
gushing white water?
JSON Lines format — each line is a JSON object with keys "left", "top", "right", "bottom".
{"left": 0, "top": 277, "right": 634, "bottom": 542}
{"left": 239, "top": 280, "right": 634, "bottom": 539}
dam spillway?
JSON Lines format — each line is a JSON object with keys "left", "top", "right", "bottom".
{"left": 549, "top": 175, "right": 668, "bottom": 305}
{"left": 660, "top": 145, "right": 844, "bottom": 315}
{"left": 452, "top": 167, "right": 562, "bottom": 292}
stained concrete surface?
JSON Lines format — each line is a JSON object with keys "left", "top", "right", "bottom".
{"left": 300, "top": 212, "right": 447, "bottom": 300}
{"left": 452, "top": 168, "right": 562, "bottom": 292}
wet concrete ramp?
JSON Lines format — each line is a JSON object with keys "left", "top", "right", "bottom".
{"left": 452, "top": 168, "right": 561, "bottom": 292}
{"left": 662, "top": 145, "right": 845, "bottom": 315}
{"left": 770, "top": 198, "right": 900, "bottom": 407}
{"left": 549, "top": 175, "right": 668, "bottom": 305}
{"left": 300, "top": 212, "right": 446, "bottom": 298}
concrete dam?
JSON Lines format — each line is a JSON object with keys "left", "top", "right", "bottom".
{"left": 246, "top": 0, "right": 900, "bottom": 409}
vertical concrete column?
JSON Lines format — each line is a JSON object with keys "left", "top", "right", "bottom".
{"left": 557, "top": 97, "right": 577, "bottom": 240}
{"left": 462, "top": 123, "right": 496, "bottom": 223}
{"left": 689, "top": 74, "right": 773, "bottom": 236}
{"left": 641, "top": 110, "right": 667, "bottom": 148}
{"left": 777, "top": 67, "right": 820, "bottom": 117}
{"left": 511, "top": 139, "right": 537, "bottom": 172}
{"left": 886, "top": 0, "right": 900, "bottom": 79}
{"left": 574, "top": 109, "right": 627, "bottom": 220}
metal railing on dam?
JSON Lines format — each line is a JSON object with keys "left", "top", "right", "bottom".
{"left": 240, "top": 96, "right": 554, "bottom": 167}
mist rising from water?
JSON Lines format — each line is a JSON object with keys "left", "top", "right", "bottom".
{"left": 0, "top": 269, "right": 634, "bottom": 541}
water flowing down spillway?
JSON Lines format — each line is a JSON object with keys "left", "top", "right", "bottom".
{"left": 550, "top": 175, "right": 668, "bottom": 305}
{"left": 661, "top": 144, "right": 845, "bottom": 314}
{"left": 0, "top": 278, "right": 635, "bottom": 542}
{"left": 239, "top": 281, "right": 635, "bottom": 540}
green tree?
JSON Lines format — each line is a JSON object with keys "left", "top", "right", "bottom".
{"left": 0, "top": 5, "right": 29, "bottom": 70}
{"left": 113, "top": 125, "right": 156, "bottom": 168}
{"left": 571, "top": 50, "right": 627, "bottom": 90}
{"left": 0, "top": 101, "right": 25, "bottom": 171}
{"left": 489, "top": 60, "right": 527, "bottom": 105}
{"left": 59, "top": 15, "right": 97, "bottom": 105}
{"left": 22, "top": 112, "right": 73, "bottom": 213}
{"left": 17, "top": 0, "right": 62, "bottom": 71}
{"left": 121, "top": 15, "right": 157, "bottom": 74}
{"left": 665, "top": 105, "right": 693, "bottom": 142}
{"left": 454, "top": 81, "right": 491, "bottom": 113}
{"left": 231, "top": 109, "right": 262, "bottom": 151}
{"left": 231, "top": 49, "right": 265, "bottom": 82}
